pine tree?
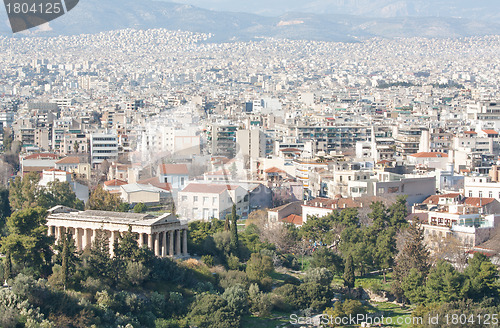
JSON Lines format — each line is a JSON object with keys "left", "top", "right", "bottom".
{"left": 229, "top": 204, "right": 239, "bottom": 257}
{"left": 89, "top": 229, "right": 112, "bottom": 279}
{"left": 61, "top": 233, "right": 69, "bottom": 290}
{"left": 393, "top": 221, "right": 429, "bottom": 302}
{"left": 343, "top": 254, "right": 355, "bottom": 289}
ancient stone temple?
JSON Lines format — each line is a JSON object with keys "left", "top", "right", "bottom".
{"left": 46, "top": 206, "right": 188, "bottom": 257}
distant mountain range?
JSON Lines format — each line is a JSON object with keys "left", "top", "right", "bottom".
{"left": 1, "top": 0, "right": 499, "bottom": 41}
{"left": 169, "top": 0, "right": 500, "bottom": 21}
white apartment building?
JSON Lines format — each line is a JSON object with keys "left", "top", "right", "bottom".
{"left": 177, "top": 183, "right": 248, "bottom": 221}
{"left": 236, "top": 129, "right": 266, "bottom": 160}
{"left": 90, "top": 133, "right": 118, "bottom": 165}
{"left": 464, "top": 176, "right": 500, "bottom": 201}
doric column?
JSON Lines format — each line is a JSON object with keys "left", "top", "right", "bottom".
{"left": 82, "top": 228, "right": 89, "bottom": 250}
{"left": 75, "top": 228, "right": 82, "bottom": 251}
{"left": 110, "top": 231, "right": 120, "bottom": 256}
{"left": 176, "top": 230, "right": 181, "bottom": 255}
{"left": 90, "top": 229, "right": 97, "bottom": 244}
{"left": 58, "top": 226, "right": 65, "bottom": 244}
{"left": 138, "top": 233, "right": 144, "bottom": 248}
{"left": 154, "top": 233, "right": 160, "bottom": 257}
{"left": 148, "top": 233, "right": 154, "bottom": 251}
{"left": 47, "top": 226, "right": 53, "bottom": 237}
{"left": 162, "top": 231, "right": 167, "bottom": 257}
{"left": 169, "top": 230, "right": 174, "bottom": 256}
{"left": 183, "top": 229, "right": 188, "bottom": 256}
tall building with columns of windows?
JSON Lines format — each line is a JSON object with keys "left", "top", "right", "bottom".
{"left": 47, "top": 206, "right": 188, "bottom": 257}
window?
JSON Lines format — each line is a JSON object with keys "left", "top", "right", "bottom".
{"left": 489, "top": 191, "right": 493, "bottom": 198}
{"left": 181, "top": 196, "right": 187, "bottom": 201}
{"left": 479, "top": 191, "right": 483, "bottom": 198}
{"left": 213, "top": 197, "right": 217, "bottom": 205}
{"left": 203, "top": 197, "right": 209, "bottom": 204}
{"left": 194, "top": 196, "right": 198, "bottom": 202}
{"left": 181, "top": 177, "right": 185, "bottom": 185}
{"left": 469, "top": 191, "right": 473, "bottom": 197}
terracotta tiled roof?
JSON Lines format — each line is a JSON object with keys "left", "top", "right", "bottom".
{"left": 264, "top": 167, "right": 286, "bottom": 174}
{"left": 464, "top": 131, "right": 477, "bottom": 134}
{"left": 464, "top": 197, "right": 495, "bottom": 207}
{"left": 104, "top": 179, "right": 128, "bottom": 187}
{"left": 159, "top": 164, "right": 188, "bottom": 175}
{"left": 181, "top": 183, "right": 228, "bottom": 194}
{"left": 24, "top": 153, "right": 59, "bottom": 160}
{"left": 410, "top": 152, "right": 448, "bottom": 158}
{"left": 422, "top": 193, "right": 461, "bottom": 204}
{"left": 282, "top": 214, "right": 303, "bottom": 225}
{"left": 406, "top": 212, "right": 428, "bottom": 223}
{"left": 482, "top": 130, "right": 498, "bottom": 135}
{"left": 56, "top": 156, "right": 81, "bottom": 164}
{"left": 137, "top": 177, "right": 172, "bottom": 191}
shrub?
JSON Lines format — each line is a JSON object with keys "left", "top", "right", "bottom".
{"left": 222, "top": 284, "right": 248, "bottom": 314}
{"left": 126, "top": 262, "right": 151, "bottom": 286}
{"left": 303, "top": 268, "right": 333, "bottom": 285}
{"left": 201, "top": 255, "right": 214, "bottom": 267}
{"left": 219, "top": 270, "right": 249, "bottom": 290}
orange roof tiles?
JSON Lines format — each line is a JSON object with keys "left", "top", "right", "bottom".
{"left": 182, "top": 183, "right": 229, "bottom": 194}
{"left": 264, "top": 167, "right": 286, "bottom": 174}
{"left": 159, "top": 164, "right": 188, "bottom": 175}
{"left": 482, "top": 130, "right": 498, "bottom": 135}
{"left": 104, "top": 179, "right": 128, "bottom": 187}
{"left": 410, "top": 152, "right": 448, "bottom": 158}
{"left": 56, "top": 156, "right": 81, "bottom": 164}
{"left": 282, "top": 214, "right": 303, "bottom": 225}
{"left": 24, "top": 153, "right": 59, "bottom": 160}
{"left": 464, "top": 197, "right": 495, "bottom": 207}
{"left": 137, "top": 177, "right": 172, "bottom": 191}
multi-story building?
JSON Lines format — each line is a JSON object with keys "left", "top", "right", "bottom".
{"left": 177, "top": 183, "right": 248, "bottom": 221}
{"left": 208, "top": 123, "right": 238, "bottom": 158}
{"left": 394, "top": 128, "right": 422, "bottom": 158}
{"left": 90, "top": 132, "right": 118, "bottom": 165}
{"left": 412, "top": 193, "right": 500, "bottom": 249}
{"left": 236, "top": 129, "right": 266, "bottom": 160}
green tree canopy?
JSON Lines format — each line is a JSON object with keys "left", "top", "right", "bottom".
{"left": 246, "top": 252, "right": 274, "bottom": 286}
{"left": 37, "top": 181, "right": 84, "bottom": 210}
{"left": 8, "top": 172, "right": 40, "bottom": 211}
{"left": 0, "top": 207, "right": 53, "bottom": 275}
{"left": 87, "top": 185, "right": 123, "bottom": 211}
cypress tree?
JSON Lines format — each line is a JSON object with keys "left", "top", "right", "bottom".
{"left": 3, "top": 252, "right": 11, "bottom": 282}
{"left": 61, "top": 233, "right": 69, "bottom": 290}
{"left": 224, "top": 211, "right": 230, "bottom": 231}
{"left": 230, "top": 204, "right": 239, "bottom": 256}
{"left": 344, "top": 254, "right": 355, "bottom": 289}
